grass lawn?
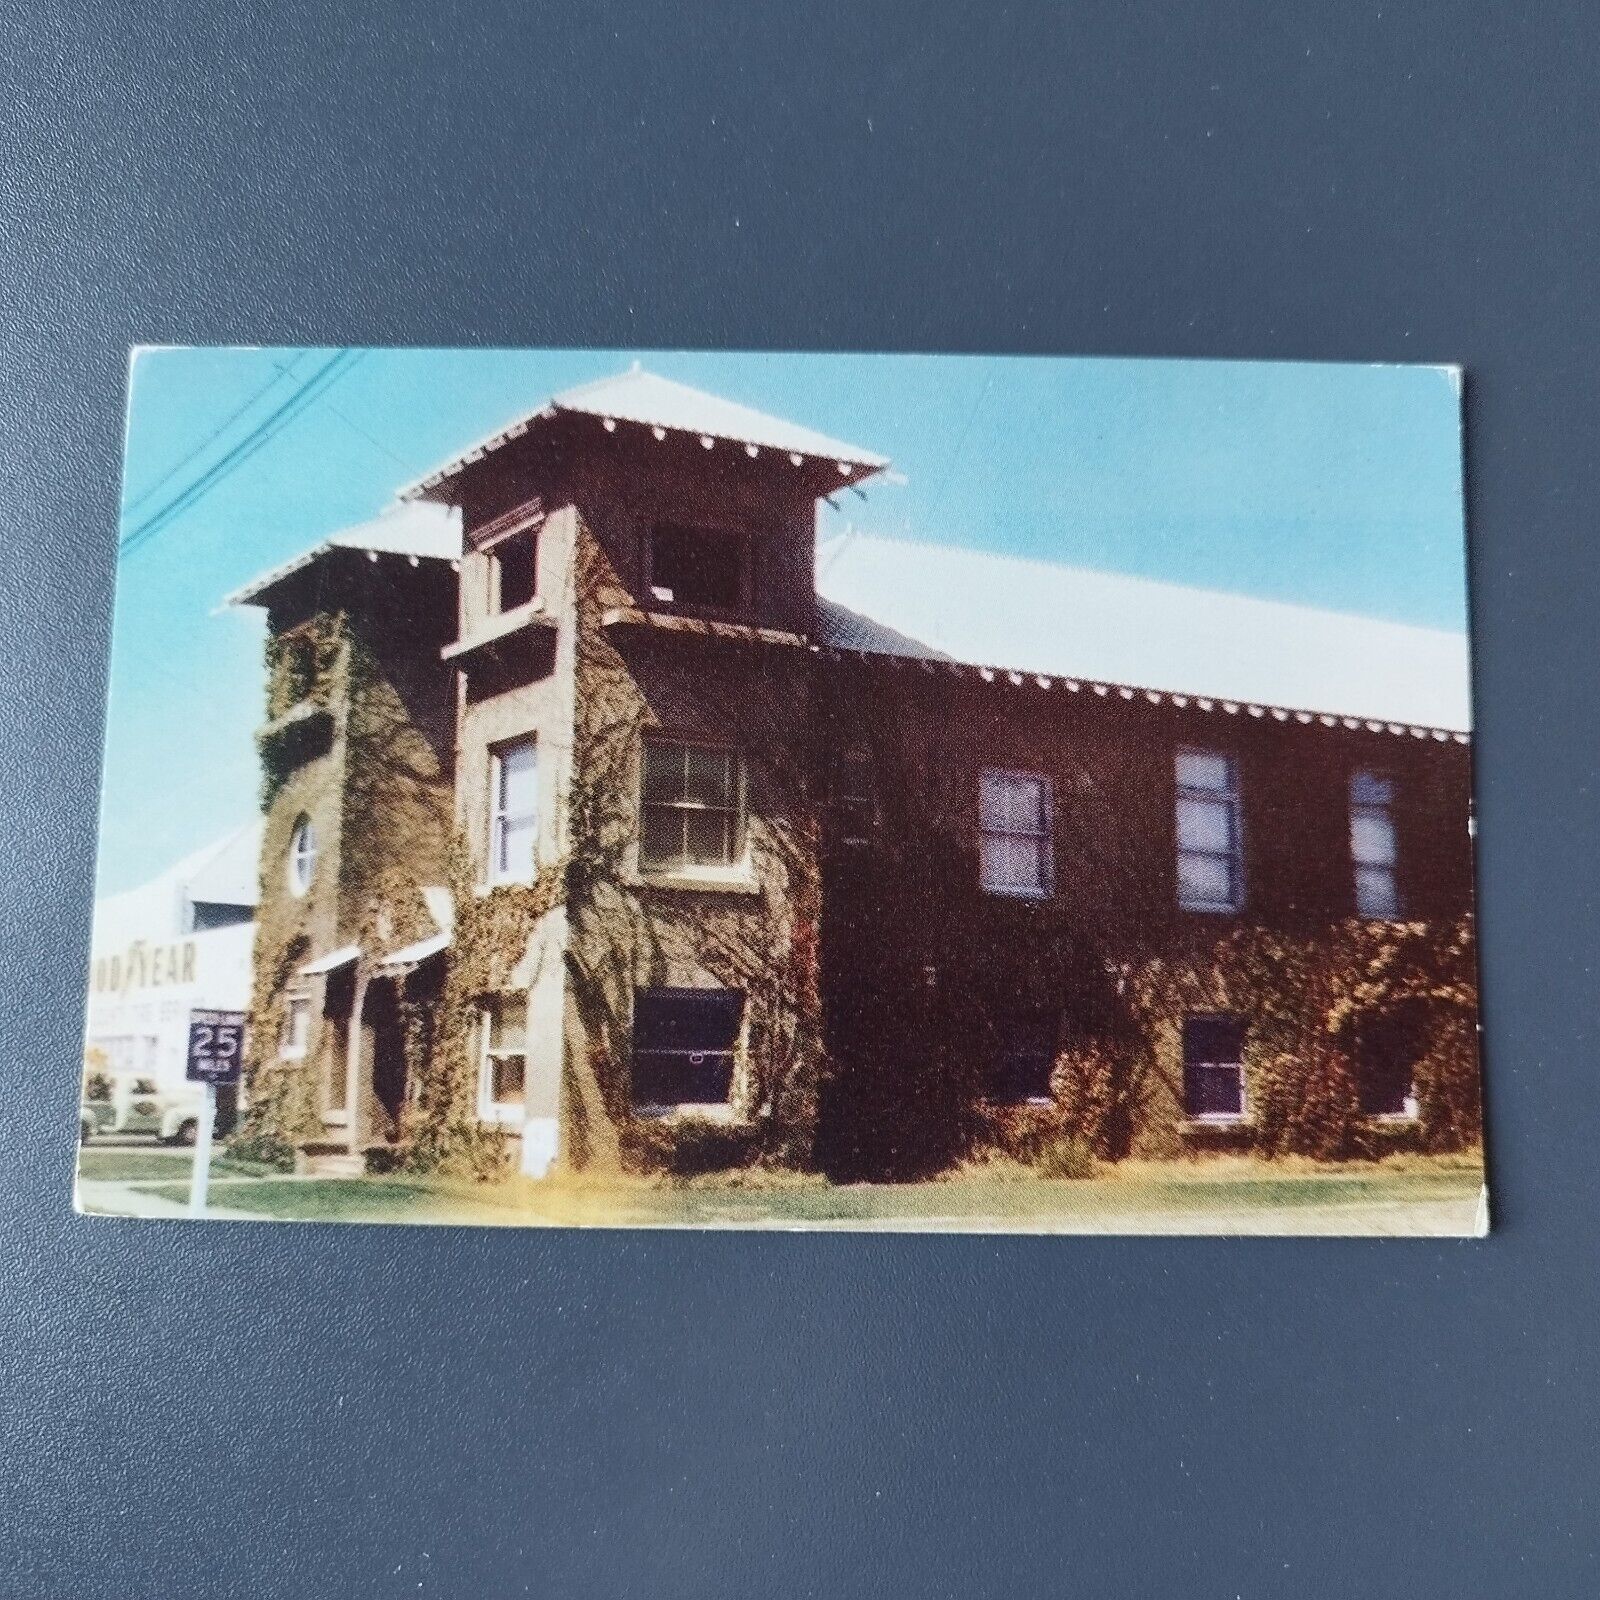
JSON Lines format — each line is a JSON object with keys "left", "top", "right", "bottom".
{"left": 98, "top": 1153, "right": 1487, "bottom": 1235}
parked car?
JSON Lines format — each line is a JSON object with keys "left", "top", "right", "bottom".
{"left": 79, "top": 1073, "right": 207, "bottom": 1145}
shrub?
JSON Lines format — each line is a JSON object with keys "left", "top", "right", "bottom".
{"left": 1036, "top": 1131, "right": 1096, "bottom": 1180}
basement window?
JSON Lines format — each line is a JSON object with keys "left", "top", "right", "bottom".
{"left": 478, "top": 997, "right": 528, "bottom": 1125}
{"left": 640, "top": 740, "right": 746, "bottom": 874}
{"left": 979, "top": 768, "right": 1053, "bottom": 897}
{"left": 1354, "top": 1012, "right": 1420, "bottom": 1120}
{"left": 649, "top": 523, "right": 747, "bottom": 612}
{"left": 989, "top": 1015, "right": 1057, "bottom": 1104}
{"left": 632, "top": 988, "right": 743, "bottom": 1108}
{"left": 1183, "top": 1015, "right": 1246, "bottom": 1120}
{"left": 1351, "top": 770, "right": 1401, "bottom": 919}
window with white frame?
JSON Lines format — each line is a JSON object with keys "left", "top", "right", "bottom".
{"left": 979, "top": 768, "right": 1053, "bottom": 897}
{"left": 279, "top": 994, "right": 311, "bottom": 1059}
{"left": 287, "top": 815, "right": 317, "bottom": 898}
{"left": 1183, "top": 1015, "right": 1246, "bottom": 1120}
{"left": 1175, "top": 749, "right": 1243, "bottom": 913}
{"left": 489, "top": 738, "right": 538, "bottom": 884}
{"left": 478, "top": 997, "right": 528, "bottom": 1124}
{"left": 631, "top": 988, "right": 743, "bottom": 1108}
{"left": 640, "top": 740, "right": 745, "bottom": 874}
{"left": 1350, "top": 770, "right": 1400, "bottom": 918}
{"left": 837, "top": 747, "right": 877, "bottom": 845}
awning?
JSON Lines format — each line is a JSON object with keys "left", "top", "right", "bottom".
{"left": 374, "top": 931, "right": 450, "bottom": 975}
{"left": 299, "top": 944, "right": 361, "bottom": 976}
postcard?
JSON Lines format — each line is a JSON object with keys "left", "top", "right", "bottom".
{"left": 78, "top": 349, "right": 1484, "bottom": 1233}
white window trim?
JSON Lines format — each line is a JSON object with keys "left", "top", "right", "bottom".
{"left": 477, "top": 1003, "right": 528, "bottom": 1127}
{"left": 1183, "top": 1018, "right": 1249, "bottom": 1124}
{"left": 1370, "top": 1094, "right": 1421, "bottom": 1124}
{"left": 1175, "top": 748, "right": 1245, "bottom": 915}
{"left": 630, "top": 988, "right": 745, "bottom": 1115}
{"left": 1350, "top": 770, "right": 1402, "bottom": 920}
{"left": 979, "top": 767, "right": 1055, "bottom": 900}
{"left": 287, "top": 816, "right": 317, "bottom": 898}
{"left": 279, "top": 994, "right": 311, "bottom": 1060}
{"left": 637, "top": 739, "right": 751, "bottom": 881}
{"left": 488, "top": 737, "right": 538, "bottom": 887}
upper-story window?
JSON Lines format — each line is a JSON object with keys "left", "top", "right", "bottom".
{"left": 490, "top": 529, "right": 538, "bottom": 612}
{"left": 1175, "top": 749, "right": 1243, "bottom": 913}
{"left": 640, "top": 740, "right": 746, "bottom": 875}
{"left": 287, "top": 815, "right": 317, "bottom": 898}
{"left": 1350, "top": 770, "right": 1400, "bottom": 918}
{"left": 837, "top": 748, "right": 878, "bottom": 845}
{"left": 489, "top": 738, "right": 538, "bottom": 884}
{"left": 649, "top": 523, "right": 747, "bottom": 612}
{"left": 979, "top": 768, "right": 1053, "bottom": 898}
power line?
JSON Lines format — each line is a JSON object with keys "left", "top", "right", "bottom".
{"left": 120, "top": 349, "right": 311, "bottom": 515}
{"left": 120, "top": 349, "right": 368, "bottom": 558}
{"left": 265, "top": 355, "right": 408, "bottom": 468}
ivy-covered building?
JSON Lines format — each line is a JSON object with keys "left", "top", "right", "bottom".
{"left": 228, "top": 368, "right": 1480, "bottom": 1181}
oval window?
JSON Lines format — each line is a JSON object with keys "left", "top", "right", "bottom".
{"left": 287, "top": 815, "right": 317, "bottom": 897}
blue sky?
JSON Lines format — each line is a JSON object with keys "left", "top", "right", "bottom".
{"left": 100, "top": 348, "right": 1467, "bottom": 894}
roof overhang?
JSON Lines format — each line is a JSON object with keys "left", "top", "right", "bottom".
{"left": 299, "top": 944, "right": 360, "bottom": 976}
{"left": 224, "top": 503, "right": 463, "bottom": 609}
{"left": 397, "top": 367, "right": 890, "bottom": 502}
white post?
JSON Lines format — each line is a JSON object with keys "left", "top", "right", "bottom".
{"left": 188, "top": 1082, "right": 217, "bottom": 1217}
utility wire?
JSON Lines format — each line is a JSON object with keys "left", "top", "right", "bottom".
{"left": 266, "top": 355, "right": 408, "bottom": 468}
{"left": 120, "top": 349, "right": 311, "bottom": 515}
{"left": 120, "top": 349, "right": 368, "bottom": 558}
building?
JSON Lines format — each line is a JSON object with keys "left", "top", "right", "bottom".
{"left": 227, "top": 369, "right": 1480, "bottom": 1180}
{"left": 85, "top": 823, "right": 259, "bottom": 1127}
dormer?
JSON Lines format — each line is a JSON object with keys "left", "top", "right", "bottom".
{"left": 401, "top": 367, "right": 889, "bottom": 639}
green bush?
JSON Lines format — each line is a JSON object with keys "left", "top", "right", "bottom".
{"left": 1036, "top": 1131, "right": 1096, "bottom": 1180}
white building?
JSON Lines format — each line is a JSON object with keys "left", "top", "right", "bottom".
{"left": 85, "top": 824, "right": 260, "bottom": 1090}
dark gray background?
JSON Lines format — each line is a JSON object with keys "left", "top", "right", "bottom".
{"left": 1, "top": 4, "right": 1593, "bottom": 1595}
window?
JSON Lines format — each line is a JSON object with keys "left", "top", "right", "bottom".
{"left": 1351, "top": 770, "right": 1400, "bottom": 919}
{"left": 649, "top": 523, "right": 746, "bottom": 611}
{"left": 837, "top": 748, "right": 877, "bottom": 845}
{"left": 640, "top": 741, "right": 745, "bottom": 874}
{"left": 989, "top": 1015, "right": 1057, "bottom": 1104}
{"left": 279, "top": 995, "right": 311, "bottom": 1059}
{"left": 632, "top": 988, "right": 743, "bottom": 1108}
{"left": 1354, "top": 1012, "right": 1419, "bottom": 1119}
{"left": 478, "top": 997, "right": 528, "bottom": 1124}
{"left": 1183, "top": 1016, "right": 1246, "bottom": 1120}
{"left": 1176, "top": 750, "right": 1243, "bottom": 913}
{"left": 489, "top": 738, "right": 538, "bottom": 884}
{"left": 979, "top": 769, "right": 1053, "bottom": 897}
{"left": 287, "top": 815, "right": 317, "bottom": 897}
{"left": 492, "top": 531, "right": 538, "bottom": 612}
